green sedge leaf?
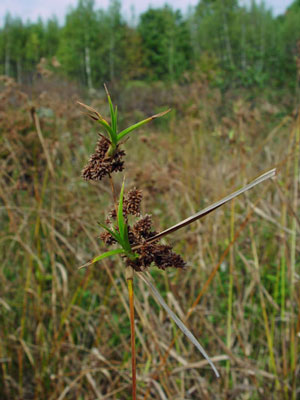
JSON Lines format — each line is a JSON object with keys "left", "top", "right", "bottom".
{"left": 79, "top": 248, "right": 125, "bottom": 269}
{"left": 92, "top": 248, "right": 125, "bottom": 263}
{"left": 98, "top": 221, "right": 132, "bottom": 258}
{"left": 99, "top": 221, "right": 121, "bottom": 243}
{"left": 114, "top": 106, "right": 118, "bottom": 133}
{"left": 123, "top": 224, "right": 131, "bottom": 253}
{"left": 77, "top": 101, "right": 105, "bottom": 121}
{"left": 126, "top": 251, "right": 139, "bottom": 261}
{"left": 78, "top": 99, "right": 117, "bottom": 145}
{"left": 97, "top": 120, "right": 117, "bottom": 146}
{"left": 116, "top": 181, "right": 134, "bottom": 255}
{"left": 97, "top": 118, "right": 112, "bottom": 132}
{"left": 104, "top": 84, "right": 117, "bottom": 137}
{"left": 117, "top": 109, "right": 171, "bottom": 141}
{"left": 117, "top": 181, "right": 126, "bottom": 240}
{"left": 78, "top": 101, "right": 112, "bottom": 133}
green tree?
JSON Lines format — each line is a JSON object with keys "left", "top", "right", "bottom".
{"left": 23, "top": 19, "right": 45, "bottom": 81}
{"left": 121, "top": 26, "right": 144, "bottom": 80}
{"left": 44, "top": 17, "right": 61, "bottom": 58}
{"left": 0, "top": 0, "right": 299, "bottom": 89}
{"left": 276, "top": 0, "right": 300, "bottom": 86}
{"left": 192, "top": 0, "right": 239, "bottom": 70}
{"left": 92, "top": 0, "right": 129, "bottom": 85}
{"left": 191, "top": 0, "right": 278, "bottom": 87}
{"left": 138, "top": 6, "right": 192, "bottom": 81}
{"left": 58, "top": 0, "right": 99, "bottom": 88}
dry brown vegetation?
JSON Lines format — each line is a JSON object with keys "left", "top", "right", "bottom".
{"left": 0, "top": 75, "right": 299, "bottom": 399}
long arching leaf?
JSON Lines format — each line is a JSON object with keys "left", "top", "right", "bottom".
{"left": 104, "top": 84, "right": 117, "bottom": 141}
{"left": 136, "top": 168, "right": 276, "bottom": 246}
{"left": 138, "top": 272, "right": 220, "bottom": 378}
{"left": 98, "top": 221, "right": 121, "bottom": 243}
{"left": 78, "top": 248, "right": 125, "bottom": 269}
{"left": 117, "top": 109, "right": 171, "bottom": 141}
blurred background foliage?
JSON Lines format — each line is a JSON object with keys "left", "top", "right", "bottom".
{"left": 1, "top": 0, "right": 300, "bottom": 90}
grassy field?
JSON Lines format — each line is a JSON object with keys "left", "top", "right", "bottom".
{"left": 0, "top": 75, "right": 299, "bottom": 399}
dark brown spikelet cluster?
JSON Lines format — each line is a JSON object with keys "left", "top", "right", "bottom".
{"left": 100, "top": 190, "right": 186, "bottom": 272}
{"left": 127, "top": 238, "right": 186, "bottom": 272}
{"left": 109, "top": 188, "right": 143, "bottom": 219}
{"left": 99, "top": 231, "right": 116, "bottom": 246}
{"left": 124, "top": 189, "right": 143, "bottom": 216}
{"left": 82, "top": 135, "right": 125, "bottom": 181}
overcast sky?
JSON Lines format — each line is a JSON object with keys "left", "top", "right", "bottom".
{"left": 0, "top": 0, "right": 294, "bottom": 25}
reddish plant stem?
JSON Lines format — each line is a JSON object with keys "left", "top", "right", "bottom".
{"left": 109, "top": 176, "right": 118, "bottom": 215}
{"left": 127, "top": 271, "right": 136, "bottom": 400}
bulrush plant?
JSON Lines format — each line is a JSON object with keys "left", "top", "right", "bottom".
{"left": 78, "top": 86, "right": 276, "bottom": 399}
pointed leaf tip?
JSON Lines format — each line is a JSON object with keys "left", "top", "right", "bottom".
{"left": 117, "top": 108, "right": 171, "bottom": 141}
{"left": 138, "top": 273, "right": 220, "bottom": 378}
{"left": 79, "top": 248, "right": 126, "bottom": 270}
{"left": 104, "top": 83, "right": 109, "bottom": 96}
{"left": 152, "top": 108, "right": 171, "bottom": 119}
{"left": 78, "top": 260, "right": 93, "bottom": 270}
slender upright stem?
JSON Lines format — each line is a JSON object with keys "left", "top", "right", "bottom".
{"left": 109, "top": 176, "right": 117, "bottom": 204}
{"left": 126, "top": 267, "right": 136, "bottom": 400}
{"left": 290, "top": 114, "right": 299, "bottom": 400}
{"left": 226, "top": 199, "right": 235, "bottom": 387}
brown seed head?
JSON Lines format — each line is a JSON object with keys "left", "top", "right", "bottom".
{"left": 124, "top": 188, "right": 143, "bottom": 216}
{"left": 101, "top": 188, "right": 186, "bottom": 272}
{"left": 82, "top": 135, "right": 125, "bottom": 181}
{"left": 152, "top": 244, "right": 186, "bottom": 270}
{"left": 99, "top": 231, "right": 116, "bottom": 245}
{"left": 125, "top": 241, "right": 186, "bottom": 271}
{"left": 109, "top": 188, "right": 143, "bottom": 220}
{"left": 132, "top": 215, "right": 153, "bottom": 239}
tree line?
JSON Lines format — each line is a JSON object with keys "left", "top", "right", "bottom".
{"left": 1, "top": 0, "right": 300, "bottom": 89}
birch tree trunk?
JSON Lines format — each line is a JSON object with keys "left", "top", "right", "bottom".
{"left": 221, "top": 0, "right": 234, "bottom": 68}
{"left": 168, "top": 36, "right": 175, "bottom": 81}
{"left": 84, "top": 45, "right": 93, "bottom": 90}
{"left": 5, "top": 42, "right": 10, "bottom": 76}
{"left": 109, "top": 33, "right": 115, "bottom": 81}
{"left": 241, "top": 11, "right": 246, "bottom": 71}
{"left": 17, "top": 59, "right": 22, "bottom": 84}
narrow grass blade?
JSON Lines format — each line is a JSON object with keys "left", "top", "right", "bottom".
{"left": 78, "top": 248, "right": 125, "bottom": 269}
{"left": 31, "top": 108, "right": 55, "bottom": 177}
{"left": 98, "top": 221, "right": 121, "bottom": 243}
{"left": 77, "top": 101, "right": 115, "bottom": 143}
{"left": 117, "top": 182, "right": 133, "bottom": 254}
{"left": 114, "top": 106, "right": 118, "bottom": 133}
{"left": 143, "top": 168, "right": 276, "bottom": 244}
{"left": 104, "top": 84, "right": 117, "bottom": 139}
{"left": 117, "top": 109, "right": 171, "bottom": 141}
{"left": 77, "top": 101, "right": 107, "bottom": 124}
{"left": 138, "top": 273, "right": 220, "bottom": 378}
{"left": 117, "top": 181, "right": 126, "bottom": 239}
{"left": 97, "top": 120, "right": 115, "bottom": 144}
{"left": 122, "top": 223, "right": 132, "bottom": 254}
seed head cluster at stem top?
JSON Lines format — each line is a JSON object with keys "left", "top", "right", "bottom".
{"left": 78, "top": 85, "right": 170, "bottom": 182}
{"left": 80, "top": 86, "right": 183, "bottom": 271}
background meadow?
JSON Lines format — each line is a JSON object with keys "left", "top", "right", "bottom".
{"left": 0, "top": 0, "right": 299, "bottom": 398}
